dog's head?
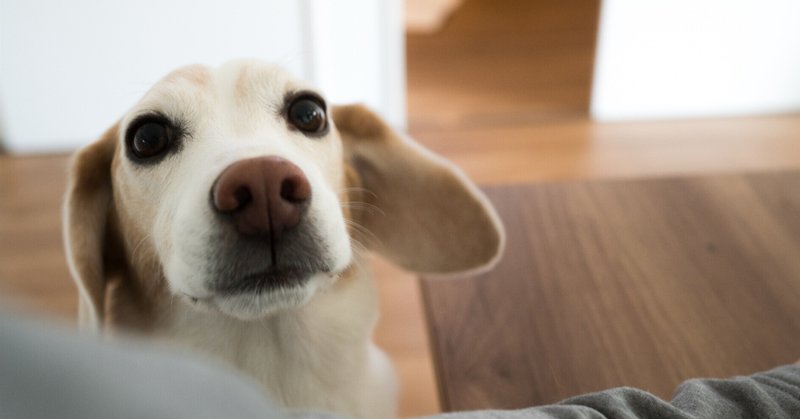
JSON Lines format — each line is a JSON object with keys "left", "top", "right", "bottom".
{"left": 64, "top": 60, "right": 504, "bottom": 331}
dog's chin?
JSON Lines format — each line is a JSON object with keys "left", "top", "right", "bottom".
{"left": 189, "top": 273, "right": 335, "bottom": 320}
{"left": 213, "top": 285, "right": 316, "bottom": 320}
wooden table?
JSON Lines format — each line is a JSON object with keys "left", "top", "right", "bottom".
{"left": 421, "top": 171, "right": 800, "bottom": 411}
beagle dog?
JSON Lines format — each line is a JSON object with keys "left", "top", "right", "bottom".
{"left": 63, "top": 60, "right": 504, "bottom": 418}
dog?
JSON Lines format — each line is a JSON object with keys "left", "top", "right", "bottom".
{"left": 63, "top": 60, "right": 504, "bottom": 418}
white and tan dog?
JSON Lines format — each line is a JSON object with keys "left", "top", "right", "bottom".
{"left": 63, "top": 60, "right": 504, "bottom": 418}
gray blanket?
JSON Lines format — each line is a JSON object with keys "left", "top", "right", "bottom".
{"left": 1, "top": 310, "right": 798, "bottom": 419}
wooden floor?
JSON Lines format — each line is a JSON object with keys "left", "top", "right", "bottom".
{"left": 3, "top": 0, "right": 800, "bottom": 417}
{"left": 423, "top": 174, "right": 800, "bottom": 410}
{"left": 384, "top": 117, "right": 800, "bottom": 415}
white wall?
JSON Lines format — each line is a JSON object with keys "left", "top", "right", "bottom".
{"left": 306, "top": 0, "right": 406, "bottom": 129}
{"left": 0, "top": 0, "right": 404, "bottom": 153}
{"left": 591, "top": 0, "right": 800, "bottom": 121}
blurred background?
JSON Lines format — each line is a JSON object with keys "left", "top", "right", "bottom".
{"left": 2, "top": 0, "right": 800, "bottom": 416}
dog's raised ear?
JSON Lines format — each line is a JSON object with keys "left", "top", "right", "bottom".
{"left": 63, "top": 123, "right": 119, "bottom": 332}
{"left": 333, "top": 104, "right": 504, "bottom": 275}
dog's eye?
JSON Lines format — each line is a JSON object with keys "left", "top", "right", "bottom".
{"left": 131, "top": 121, "right": 172, "bottom": 159}
{"left": 287, "top": 96, "right": 327, "bottom": 135}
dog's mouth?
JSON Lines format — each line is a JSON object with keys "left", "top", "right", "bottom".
{"left": 176, "top": 219, "right": 351, "bottom": 318}
{"left": 211, "top": 263, "right": 331, "bottom": 296}
{"left": 184, "top": 261, "right": 339, "bottom": 320}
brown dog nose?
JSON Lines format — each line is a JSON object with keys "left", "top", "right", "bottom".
{"left": 212, "top": 156, "right": 311, "bottom": 237}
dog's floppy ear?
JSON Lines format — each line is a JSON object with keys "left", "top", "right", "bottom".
{"left": 333, "top": 104, "right": 504, "bottom": 275}
{"left": 63, "top": 123, "right": 119, "bottom": 332}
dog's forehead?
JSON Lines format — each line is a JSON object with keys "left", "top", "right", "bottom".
{"left": 133, "top": 60, "right": 309, "bottom": 118}
{"left": 160, "top": 63, "right": 212, "bottom": 87}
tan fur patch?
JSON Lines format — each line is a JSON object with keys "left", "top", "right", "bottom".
{"left": 65, "top": 122, "right": 167, "bottom": 332}
{"left": 64, "top": 123, "right": 119, "bottom": 331}
{"left": 71, "top": 124, "right": 118, "bottom": 190}
{"left": 333, "top": 104, "right": 505, "bottom": 275}
{"left": 332, "top": 104, "right": 388, "bottom": 142}
{"left": 234, "top": 63, "right": 252, "bottom": 103}
{"left": 163, "top": 64, "right": 211, "bottom": 87}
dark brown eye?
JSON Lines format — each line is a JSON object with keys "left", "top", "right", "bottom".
{"left": 287, "top": 96, "right": 327, "bottom": 134}
{"left": 131, "top": 121, "right": 172, "bottom": 159}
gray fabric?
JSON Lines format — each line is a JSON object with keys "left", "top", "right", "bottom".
{"left": 1, "top": 310, "right": 799, "bottom": 419}
{"left": 428, "top": 366, "right": 800, "bottom": 418}
{"left": 0, "top": 312, "right": 294, "bottom": 419}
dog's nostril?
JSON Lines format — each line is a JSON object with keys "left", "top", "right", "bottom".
{"left": 233, "top": 186, "right": 252, "bottom": 210}
{"left": 280, "top": 179, "right": 293, "bottom": 201}
{"left": 280, "top": 176, "right": 311, "bottom": 204}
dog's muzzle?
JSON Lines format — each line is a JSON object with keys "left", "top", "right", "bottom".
{"left": 209, "top": 156, "right": 328, "bottom": 295}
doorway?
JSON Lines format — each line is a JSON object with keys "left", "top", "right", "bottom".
{"left": 406, "top": 0, "right": 601, "bottom": 132}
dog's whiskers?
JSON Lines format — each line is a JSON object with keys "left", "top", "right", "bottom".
{"left": 344, "top": 219, "right": 381, "bottom": 250}
{"left": 348, "top": 239, "right": 369, "bottom": 268}
{"left": 339, "top": 186, "right": 378, "bottom": 199}
{"left": 339, "top": 187, "right": 383, "bottom": 211}
{"left": 340, "top": 201, "right": 385, "bottom": 216}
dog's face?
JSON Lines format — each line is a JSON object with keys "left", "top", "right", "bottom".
{"left": 64, "top": 60, "right": 505, "bottom": 331}
{"left": 111, "top": 61, "right": 352, "bottom": 319}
